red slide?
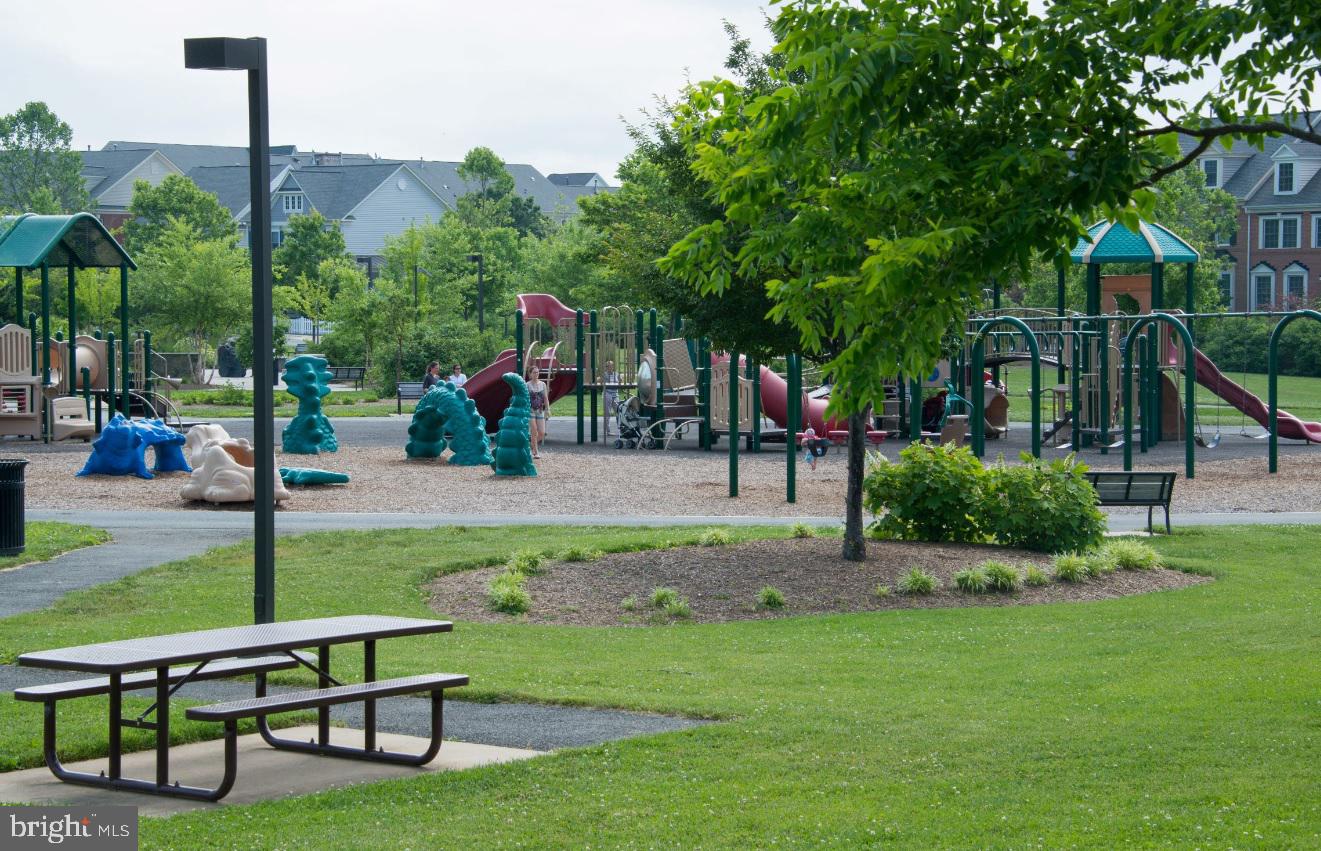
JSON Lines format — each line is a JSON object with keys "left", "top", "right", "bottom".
{"left": 753, "top": 362, "right": 842, "bottom": 433}
{"left": 1191, "top": 349, "right": 1321, "bottom": 443}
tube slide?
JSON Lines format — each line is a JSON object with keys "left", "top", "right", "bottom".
{"left": 1191, "top": 348, "right": 1321, "bottom": 443}
{"left": 755, "top": 364, "right": 841, "bottom": 433}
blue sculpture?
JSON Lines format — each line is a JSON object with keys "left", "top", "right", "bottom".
{"left": 77, "top": 414, "right": 152, "bottom": 479}
{"left": 406, "top": 382, "right": 492, "bottom": 466}
{"left": 282, "top": 355, "right": 338, "bottom": 454}
{"left": 279, "top": 467, "right": 350, "bottom": 486}
{"left": 137, "top": 418, "right": 191, "bottom": 473}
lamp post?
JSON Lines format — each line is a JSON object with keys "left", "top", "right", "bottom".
{"left": 467, "top": 253, "right": 485, "bottom": 332}
{"left": 185, "top": 36, "right": 276, "bottom": 625}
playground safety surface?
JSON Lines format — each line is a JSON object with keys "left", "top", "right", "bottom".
{"left": 428, "top": 537, "right": 1209, "bottom": 626}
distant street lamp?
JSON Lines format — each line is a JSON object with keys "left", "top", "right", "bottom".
{"left": 184, "top": 36, "right": 276, "bottom": 625}
{"left": 467, "top": 253, "right": 485, "bottom": 332}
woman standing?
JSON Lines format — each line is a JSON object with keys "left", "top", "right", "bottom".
{"left": 525, "top": 365, "right": 549, "bottom": 459}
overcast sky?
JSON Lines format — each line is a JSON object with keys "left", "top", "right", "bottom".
{"left": 1, "top": 0, "right": 774, "bottom": 181}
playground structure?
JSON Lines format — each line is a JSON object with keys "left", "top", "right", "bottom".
{"left": 0, "top": 214, "right": 178, "bottom": 443}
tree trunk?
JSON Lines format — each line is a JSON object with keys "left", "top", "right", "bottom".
{"left": 842, "top": 406, "right": 871, "bottom": 561}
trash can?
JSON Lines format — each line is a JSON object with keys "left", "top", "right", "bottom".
{"left": 0, "top": 458, "right": 28, "bottom": 556}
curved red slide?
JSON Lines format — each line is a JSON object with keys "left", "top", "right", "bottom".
{"left": 1192, "top": 348, "right": 1321, "bottom": 442}
{"left": 755, "top": 364, "right": 842, "bottom": 433}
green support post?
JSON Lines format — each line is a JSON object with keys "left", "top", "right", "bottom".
{"left": 81, "top": 367, "right": 91, "bottom": 419}
{"left": 749, "top": 357, "right": 761, "bottom": 452}
{"left": 66, "top": 262, "right": 77, "bottom": 396}
{"left": 786, "top": 354, "right": 799, "bottom": 503}
{"left": 648, "top": 308, "right": 657, "bottom": 349}
{"left": 1056, "top": 266, "right": 1067, "bottom": 385}
{"left": 589, "top": 310, "right": 598, "bottom": 443}
{"left": 728, "top": 350, "right": 739, "bottom": 497}
{"left": 14, "top": 268, "right": 22, "bottom": 327}
{"left": 106, "top": 333, "right": 116, "bottom": 426}
{"left": 909, "top": 377, "right": 921, "bottom": 442}
{"left": 990, "top": 277, "right": 1002, "bottom": 387}
{"left": 1136, "top": 334, "right": 1148, "bottom": 453}
{"left": 1269, "top": 310, "right": 1321, "bottom": 472}
{"left": 1184, "top": 262, "right": 1196, "bottom": 342}
{"left": 1122, "top": 314, "right": 1194, "bottom": 479}
{"left": 119, "top": 263, "right": 130, "bottom": 416}
{"left": 897, "top": 378, "right": 907, "bottom": 436}
{"left": 697, "top": 337, "right": 711, "bottom": 450}
{"left": 970, "top": 359, "right": 984, "bottom": 457}
{"left": 634, "top": 310, "right": 644, "bottom": 372}
{"left": 654, "top": 324, "right": 666, "bottom": 426}
{"left": 575, "top": 309, "right": 585, "bottom": 445}
{"left": 27, "top": 312, "right": 37, "bottom": 377}
{"left": 973, "top": 317, "right": 1042, "bottom": 458}
{"left": 143, "top": 330, "right": 153, "bottom": 398}
{"left": 515, "top": 309, "right": 524, "bottom": 373}
{"left": 39, "top": 263, "right": 51, "bottom": 389}
{"left": 1098, "top": 316, "right": 1110, "bottom": 454}
{"left": 1070, "top": 329, "right": 1081, "bottom": 446}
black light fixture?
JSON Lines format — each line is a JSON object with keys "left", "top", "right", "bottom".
{"left": 185, "top": 36, "right": 277, "bottom": 625}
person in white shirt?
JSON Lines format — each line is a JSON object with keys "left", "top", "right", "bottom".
{"left": 450, "top": 364, "right": 468, "bottom": 388}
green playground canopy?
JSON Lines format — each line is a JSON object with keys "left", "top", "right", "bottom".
{"left": 0, "top": 213, "right": 136, "bottom": 270}
{"left": 1070, "top": 219, "right": 1199, "bottom": 265}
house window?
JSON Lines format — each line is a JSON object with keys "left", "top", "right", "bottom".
{"left": 1314, "top": 214, "right": 1321, "bottom": 248}
{"left": 1260, "top": 215, "right": 1301, "bottom": 249}
{"left": 1276, "top": 161, "right": 1295, "bottom": 194}
{"left": 272, "top": 229, "right": 283, "bottom": 247}
{"left": 1218, "top": 269, "right": 1234, "bottom": 309}
{"left": 1284, "top": 266, "right": 1308, "bottom": 302}
{"left": 1202, "top": 158, "right": 1220, "bottom": 188}
{"left": 1252, "top": 268, "right": 1275, "bottom": 309}
{"left": 282, "top": 193, "right": 304, "bottom": 213}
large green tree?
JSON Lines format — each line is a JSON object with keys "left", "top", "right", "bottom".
{"left": 0, "top": 102, "right": 89, "bottom": 213}
{"left": 273, "top": 212, "right": 348, "bottom": 288}
{"left": 662, "top": 0, "right": 1319, "bottom": 559}
{"left": 122, "top": 174, "right": 236, "bottom": 254}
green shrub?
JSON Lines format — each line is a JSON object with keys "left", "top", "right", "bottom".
{"left": 864, "top": 443, "right": 987, "bottom": 543}
{"left": 650, "top": 587, "right": 681, "bottom": 609}
{"left": 663, "top": 596, "right": 692, "bottom": 619}
{"left": 983, "top": 454, "right": 1106, "bottom": 553}
{"left": 790, "top": 523, "right": 816, "bottom": 539}
{"left": 896, "top": 568, "right": 938, "bottom": 595}
{"left": 953, "top": 567, "right": 989, "bottom": 594}
{"left": 1023, "top": 565, "right": 1050, "bottom": 586}
{"left": 982, "top": 560, "right": 1020, "bottom": 592}
{"left": 561, "top": 546, "right": 601, "bottom": 563}
{"left": 757, "top": 586, "right": 786, "bottom": 609}
{"left": 210, "top": 384, "right": 253, "bottom": 407}
{"left": 1105, "top": 539, "right": 1161, "bottom": 570}
{"left": 1085, "top": 549, "right": 1118, "bottom": 576}
{"left": 487, "top": 571, "right": 531, "bottom": 614}
{"left": 620, "top": 595, "right": 638, "bottom": 612}
{"left": 699, "top": 528, "right": 733, "bottom": 546}
{"left": 1053, "top": 553, "right": 1088, "bottom": 582}
{"left": 873, "top": 584, "right": 893, "bottom": 598}
{"left": 508, "top": 550, "right": 544, "bottom": 575}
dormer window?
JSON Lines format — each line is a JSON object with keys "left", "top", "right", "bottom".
{"left": 1276, "top": 161, "right": 1295, "bottom": 194}
{"left": 1202, "top": 158, "right": 1221, "bottom": 188}
{"left": 282, "top": 193, "right": 304, "bottom": 213}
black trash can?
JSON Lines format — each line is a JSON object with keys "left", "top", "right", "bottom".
{"left": 0, "top": 458, "right": 28, "bottom": 556}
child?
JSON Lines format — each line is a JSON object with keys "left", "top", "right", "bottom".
{"left": 526, "top": 365, "right": 548, "bottom": 459}
{"left": 802, "top": 424, "right": 819, "bottom": 471}
{"left": 602, "top": 360, "right": 620, "bottom": 437}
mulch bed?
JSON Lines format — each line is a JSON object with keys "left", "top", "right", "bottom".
{"left": 427, "top": 538, "right": 1211, "bottom": 626}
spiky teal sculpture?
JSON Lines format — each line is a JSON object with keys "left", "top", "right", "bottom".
{"left": 281, "top": 355, "right": 338, "bottom": 455}
{"left": 491, "top": 373, "right": 537, "bottom": 477}
{"left": 406, "top": 381, "right": 493, "bottom": 465}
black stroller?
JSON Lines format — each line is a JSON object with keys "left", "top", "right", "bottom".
{"left": 613, "top": 396, "right": 655, "bottom": 449}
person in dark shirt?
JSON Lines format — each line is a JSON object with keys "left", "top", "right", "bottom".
{"left": 422, "top": 361, "right": 442, "bottom": 391}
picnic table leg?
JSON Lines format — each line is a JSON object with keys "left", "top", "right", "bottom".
{"left": 364, "top": 640, "right": 377, "bottom": 752}
{"left": 318, "top": 645, "right": 331, "bottom": 746}
{"left": 108, "top": 672, "right": 122, "bottom": 780}
{"left": 156, "top": 666, "right": 169, "bottom": 786}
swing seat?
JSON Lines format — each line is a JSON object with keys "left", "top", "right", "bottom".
{"left": 1195, "top": 433, "right": 1222, "bottom": 449}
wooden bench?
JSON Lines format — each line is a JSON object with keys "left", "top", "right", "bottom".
{"left": 396, "top": 381, "right": 426, "bottom": 414}
{"left": 327, "top": 366, "right": 366, "bottom": 390}
{"left": 1085, "top": 471, "right": 1176, "bottom": 534}
{"left": 187, "top": 673, "right": 469, "bottom": 769}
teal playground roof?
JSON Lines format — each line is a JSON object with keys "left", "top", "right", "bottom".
{"left": 0, "top": 213, "right": 136, "bottom": 270}
{"left": 1070, "top": 220, "right": 1199, "bottom": 265}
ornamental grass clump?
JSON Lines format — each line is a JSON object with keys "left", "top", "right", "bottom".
{"left": 790, "top": 523, "right": 817, "bottom": 539}
{"left": 1023, "top": 565, "right": 1050, "bottom": 587}
{"left": 954, "top": 567, "right": 989, "bottom": 594}
{"left": 487, "top": 571, "right": 531, "bottom": 614}
{"left": 508, "top": 550, "right": 544, "bottom": 575}
{"left": 1085, "top": 549, "right": 1118, "bottom": 576}
{"left": 982, "top": 560, "right": 1020, "bottom": 592}
{"left": 650, "top": 587, "right": 681, "bottom": 609}
{"left": 699, "top": 528, "right": 733, "bottom": 546}
{"left": 1053, "top": 553, "right": 1088, "bottom": 583}
{"left": 896, "top": 567, "right": 938, "bottom": 595}
{"left": 757, "top": 586, "right": 787, "bottom": 609}
{"left": 560, "top": 546, "right": 602, "bottom": 563}
{"left": 1105, "top": 539, "right": 1161, "bottom": 570}
{"left": 663, "top": 596, "right": 692, "bottom": 619}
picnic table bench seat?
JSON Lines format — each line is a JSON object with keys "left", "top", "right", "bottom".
{"left": 1085, "top": 470, "right": 1176, "bottom": 534}
{"left": 13, "top": 652, "right": 314, "bottom": 703}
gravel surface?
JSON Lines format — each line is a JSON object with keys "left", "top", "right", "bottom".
{"left": 428, "top": 538, "right": 1209, "bottom": 626}
{"left": 14, "top": 435, "right": 1321, "bottom": 516}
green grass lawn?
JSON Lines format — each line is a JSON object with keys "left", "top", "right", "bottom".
{"left": 1, "top": 524, "right": 1317, "bottom": 847}
{"left": 0, "top": 522, "right": 109, "bottom": 571}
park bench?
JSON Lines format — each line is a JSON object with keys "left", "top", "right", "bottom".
{"left": 327, "top": 365, "right": 366, "bottom": 390}
{"left": 14, "top": 615, "right": 464, "bottom": 801}
{"left": 396, "top": 381, "right": 426, "bottom": 414}
{"left": 1085, "top": 470, "right": 1176, "bottom": 534}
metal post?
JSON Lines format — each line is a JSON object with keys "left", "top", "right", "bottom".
{"left": 991, "top": 277, "right": 1002, "bottom": 387}
{"left": 749, "top": 358, "right": 761, "bottom": 452}
{"left": 39, "top": 263, "right": 50, "bottom": 388}
{"left": 143, "top": 330, "right": 153, "bottom": 398}
{"left": 27, "top": 312, "right": 36, "bottom": 378}
{"left": 909, "top": 377, "right": 921, "bottom": 442}
{"left": 786, "top": 354, "right": 799, "bottom": 504}
{"left": 1098, "top": 316, "right": 1110, "bottom": 453}
{"left": 67, "top": 262, "right": 77, "bottom": 396}
{"left": 589, "top": 310, "right": 598, "bottom": 443}
{"left": 971, "top": 344, "right": 985, "bottom": 457}
{"left": 1056, "top": 266, "right": 1067, "bottom": 386}
{"left": 515, "top": 309, "right": 524, "bottom": 373}
{"left": 119, "top": 264, "right": 130, "bottom": 415}
{"left": 634, "top": 310, "right": 644, "bottom": 372}
{"left": 575, "top": 309, "right": 585, "bottom": 444}
{"left": 106, "top": 333, "right": 116, "bottom": 424}
{"left": 698, "top": 337, "right": 711, "bottom": 450}
{"left": 1185, "top": 262, "right": 1196, "bottom": 341}
{"left": 81, "top": 367, "right": 91, "bottom": 419}
{"left": 728, "top": 350, "right": 739, "bottom": 497}
{"left": 654, "top": 324, "right": 666, "bottom": 426}
{"left": 648, "top": 308, "right": 657, "bottom": 349}
{"left": 13, "top": 268, "right": 21, "bottom": 326}
{"left": 1137, "top": 334, "right": 1148, "bottom": 453}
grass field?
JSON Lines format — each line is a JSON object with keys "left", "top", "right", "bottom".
{"left": 0, "top": 523, "right": 1317, "bottom": 846}
{"left": 0, "top": 522, "right": 109, "bottom": 571}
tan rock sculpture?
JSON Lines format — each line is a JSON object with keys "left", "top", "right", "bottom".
{"left": 180, "top": 438, "right": 290, "bottom": 505}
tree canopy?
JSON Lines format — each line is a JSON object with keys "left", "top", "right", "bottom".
{"left": 273, "top": 212, "right": 349, "bottom": 289}
{"left": 0, "top": 102, "right": 89, "bottom": 213}
{"left": 123, "top": 174, "right": 237, "bottom": 254}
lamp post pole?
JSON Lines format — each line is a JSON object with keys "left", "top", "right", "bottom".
{"left": 185, "top": 36, "right": 276, "bottom": 624}
{"left": 468, "top": 253, "right": 485, "bottom": 332}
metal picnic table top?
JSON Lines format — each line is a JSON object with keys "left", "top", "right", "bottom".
{"left": 17, "top": 615, "right": 452, "bottom": 674}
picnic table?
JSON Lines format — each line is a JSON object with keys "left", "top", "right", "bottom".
{"left": 14, "top": 615, "right": 467, "bottom": 801}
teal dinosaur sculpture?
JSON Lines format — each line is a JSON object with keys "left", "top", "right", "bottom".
{"left": 281, "top": 355, "right": 338, "bottom": 454}
{"left": 279, "top": 467, "right": 350, "bottom": 485}
{"left": 491, "top": 373, "right": 537, "bottom": 477}
{"left": 405, "top": 381, "right": 493, "bottom": 466}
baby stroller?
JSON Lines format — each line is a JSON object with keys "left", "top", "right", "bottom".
{"left": 613, "top": 395, "right": 655, "bottom": 449}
